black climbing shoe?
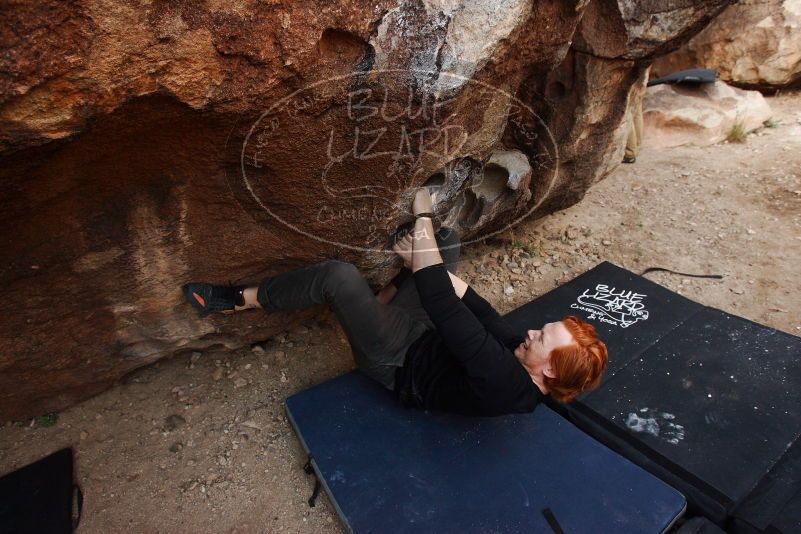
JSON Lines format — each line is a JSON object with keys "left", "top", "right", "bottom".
{"left": 182, "top": 283, "right": 243, "bottom": 317}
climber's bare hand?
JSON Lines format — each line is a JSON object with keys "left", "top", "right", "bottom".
{"left": 412, "top": 188, "right": 433, "bottom": 216}
{"left": 392, "top": 233, "right": 414, "bottom": 269}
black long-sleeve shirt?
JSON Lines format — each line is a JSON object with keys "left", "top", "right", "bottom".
{"left": 394, "top": 263, "right": 543, "bottom": 416}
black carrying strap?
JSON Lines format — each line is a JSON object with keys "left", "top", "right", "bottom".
{"left": 302, "top": 454, "right": 322, "bottom": 507}
{"left": 641, "top": 267, "right": 723, "bottom": 280}
{"left": 308, "top": 480, "right": 322, "bottom": 508}
{"left": 72, "top": 484, "right": 83, "bottom": 531}
{"left": 542, "top": 507, "right": 565, "bottom": 534}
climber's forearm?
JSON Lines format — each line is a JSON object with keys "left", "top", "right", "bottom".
{"left": 411, "top": 217, "right": 444, "bottom": 273}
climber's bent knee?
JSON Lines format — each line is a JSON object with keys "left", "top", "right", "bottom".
{"left": 320, "top": 260, "right": 361, "bottom": 284}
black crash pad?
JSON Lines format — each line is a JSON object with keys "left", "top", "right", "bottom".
{"left": 503, "top": 261, "right": 703, "bottom": 381}
{"left": 504, "top": 262, "right": 801, "bottom": 530}
{"left": 0, "top": 448, "right": 81, "bottom": 534}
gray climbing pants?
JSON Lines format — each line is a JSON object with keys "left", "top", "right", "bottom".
{"left": 256, "top": 228, "right": 461, "bottom": 390}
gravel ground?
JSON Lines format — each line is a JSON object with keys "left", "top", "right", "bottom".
{"left": 1, "top": 92, "right": 799, "bottom": 534}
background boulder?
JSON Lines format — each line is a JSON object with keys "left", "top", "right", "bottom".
{"left": 652, "top": 0, "right": 801, "bottom": 91}
{"left": 643, "top": 81, "right": 773, "bottom": 148}
{"left": 0, "top": 0, "right": 732, "bottom": 419}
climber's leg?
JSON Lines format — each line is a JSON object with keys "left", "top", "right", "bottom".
{"left": 256, "top": 260, "right": 428, "bottom": 389}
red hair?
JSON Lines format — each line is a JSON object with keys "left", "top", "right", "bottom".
{"left": 543, "top": 315, "right": 608, "bottom": 403}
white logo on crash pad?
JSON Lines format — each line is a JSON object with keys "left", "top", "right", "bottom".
{"left": 570, "top": 284, "right": 649, "bottom": 328}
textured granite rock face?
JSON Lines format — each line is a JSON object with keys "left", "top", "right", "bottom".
{"left": 652, "top": 0, "right": 801, "bottom": 91}
{"left": 574, "top": 0, "right": 735, "bottom": 60}
{"left": 0, "top": 0, "right": 732, "bottom": 418}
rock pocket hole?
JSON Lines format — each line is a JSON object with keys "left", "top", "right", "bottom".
{"left": 424, "top": 172, "right": 446, "bottom": 188}
{"left": 424, "top": 172, "right": 446, "bottom": 201}
{"left": 317, "top": 28, "right": 368, "bottom": 60}
{"left": 455, "top": 189, "right": 482, "bottom": 228}
{"left": 472, "top": 163, "right": 509, "bottom": 202}
{"left": 546, "top": 80, "right": 567, "bottom": 100}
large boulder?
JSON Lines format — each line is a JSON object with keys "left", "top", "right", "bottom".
{"left": 642, "top": 81, "right": 773, "bottom": 148}
{"left": 652, "top": 0, "right": 801, "bottom": 91}
{"left": 513, "top": 0, "right": 733, "bottom": 215}
{"left": 0, "top": 0, "right": 732, "bottom": 419}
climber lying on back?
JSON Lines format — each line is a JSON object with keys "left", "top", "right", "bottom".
{"left": 183, "top": 189, "right": 608, "bottom": 416}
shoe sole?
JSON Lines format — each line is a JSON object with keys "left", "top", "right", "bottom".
{"left": 182, "top": 284, "right": 211, "bottom": 317}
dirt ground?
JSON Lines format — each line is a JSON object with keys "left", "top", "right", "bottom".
{"left": 1, "top": 92, "right": 799, "bottom": 534}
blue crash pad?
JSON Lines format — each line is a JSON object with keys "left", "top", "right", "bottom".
{"left": 285, "top": 372, "right": 685, "bottom": 534}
